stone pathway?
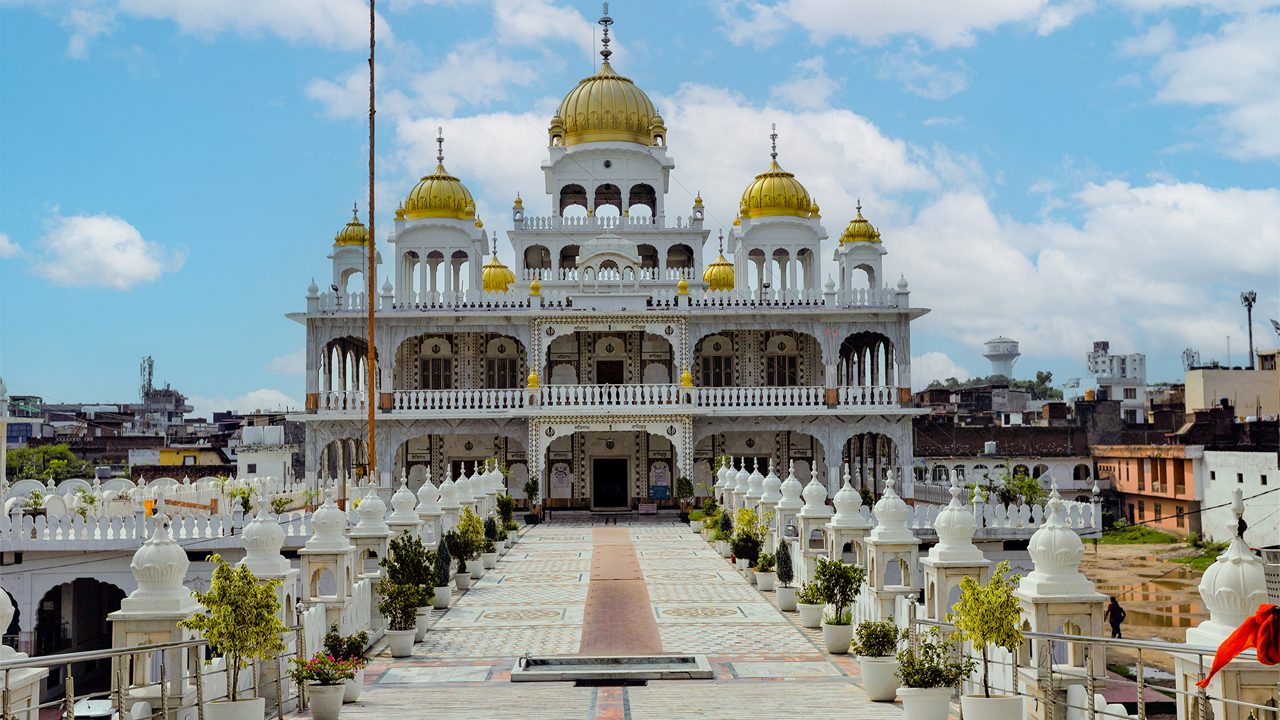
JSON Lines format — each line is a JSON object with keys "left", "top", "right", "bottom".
{"left": 310, "top": 521, "right": 909, "bottom": 719}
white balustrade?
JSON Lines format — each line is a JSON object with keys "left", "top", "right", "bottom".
{"left": 838, "top": 385, "right": 896, "bottom": 407}
{"left": 694, "top": 385, "right": 825, "bottom": 408}
{"left": 540, "top": 383, "right": 680, "bottom": 407}
{"left": 321, "top": 390, "right": 366, "bottom": 411}
{"left": 394, "top": 388, "right": 525, "bottom": 411}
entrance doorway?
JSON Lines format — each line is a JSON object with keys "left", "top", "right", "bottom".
{"left": 592, "top": 458, "right": 628, "bottom": 508}
{"left": 596, "top": 360, "right": 625, "bottom": 385}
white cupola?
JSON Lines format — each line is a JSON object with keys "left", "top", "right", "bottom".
{"left": 240, "top": 508, "right": 290, "bottom": 576}
{"left": 1019, "top": 484, "right": 1095, "bottom": 597}
{"left": 868, "top": 470, "right": 913, "bottom": 543}
{"left": 122, "top": 512, "right": 196, "bottom": 613}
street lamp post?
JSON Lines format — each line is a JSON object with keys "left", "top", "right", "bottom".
{"left": 1240, "top": 290, "right": 1257, "bottom": 370}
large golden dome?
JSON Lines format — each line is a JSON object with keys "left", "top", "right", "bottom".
{"left": 404, "top": 131, "right": 476, "bottom": 220}
{"left": 551, "top": 60, "right": 663, "bottom": 147}
{"left": 702, "top": 233, "right": 735, "bottom": 292}
{"left": 839, "top": 202, "right": 881, "bottom": 244}
{"left": 739, "top": 159, "right": 814, "bottom": 219}
{"left": 334, "top": 205, "right": 368, "bottom": 246}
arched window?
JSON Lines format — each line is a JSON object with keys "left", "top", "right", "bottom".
{"left": 765, "top": 334, "right": 799, "bottom": 386}
{"left": 420, "top": 336, "right": 453, "bottom": 390}
{"left": 636, "top": 244, "right": 659, "bottom": 269}
{"left": 559, "top": 244, "right": 580, "bottom": 270}
{"left": 594, "top": 183, "right": 622, "bottom": 214}
{"left": 484, "top": 336, "right": 520, "bottom": 389}
{"left": 559, "top": 184, "right": 587, "bottom": 215}
{"left": 524, "top": 245, "right": 550, "bottom": 271}
{"left": 666, "top": 244, "right": 693, "bottom": 269}
{"left": 628, "top": 183, "right": 656, "bottom": 217}
{"left": 697, "top": 334, "right": 734, "bottom": 387}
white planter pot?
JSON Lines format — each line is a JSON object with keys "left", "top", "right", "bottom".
{"left": 691, "top": 520, "right": 703, "bottom": 532}
{"left": 482, "top": 551, "right": 498, "bottom": 569}
{"left": 433, "top": 585, "right": 451, "bottom": 609}
{"left": 821, "top": 622, "right": 853, "bottom": 654}
{"left": 797, "top": 602, "right": 823, "bottom": 628}
{"left": 342, "top": 667, "right": 365, "bottom": 703}
{"left": 205, "top": 697, "right": 265, "bottom": 720}
{"left": 960, "top": 694, "right": 1024, "bottom": 720}
{"left": 857, "top": 657, "right": 898, "bottom": 701}
{"left": 386, "top": 628, "right": 415, "bottom": 658}
{"left": 735, "top": 558, "right": 750, "bottom": 571}
{"left": 716, "top": 541, "right": 730, "bottom": 557}
{"left": 470, "top": 562, "right": 484, "bottom": 580}
{"left": 308, "top": 683, "right": 344, "bottom": 720}
{"left": 897, "top": 687, "right": 952, "bottom": 720}
{"left": 414, "top": 608, "right": 430, "bottom": 642}
{"left": 455, "top": 567, "right": 471, "bottom": 590}
{"left": 777, "top": 586, "right": 797, "bottom": 611}
{"left": 756, "top": 571, "right": 776, "bottom": 592}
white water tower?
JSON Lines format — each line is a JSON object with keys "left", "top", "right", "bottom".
{"left": 983, "top": 336, "right": 1021, "bottom": 378}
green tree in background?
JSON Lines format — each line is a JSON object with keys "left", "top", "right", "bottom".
{"left": 926, "top": 370, "right": 1063, "bottom": 400}
{"left": 6, "top": 444, "right": 94, "bottom": 481}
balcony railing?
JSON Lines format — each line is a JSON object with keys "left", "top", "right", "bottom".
{"left": 694, "top": 385, "right": 825, "bottom": 407}
{"left": 320, "top": 390, "right": 366, "bottom": 411}
{"left": 539, "top": 383, "right": 681, "bottom": 407}
{"left": 839, "top": 385, "right": 897, "bottom": 406}
{"left": 394, "top": 388, "right": 525, "bottom": 411}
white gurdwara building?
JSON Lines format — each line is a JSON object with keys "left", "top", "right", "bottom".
{"left": 295, "top": 25, "right": 928, "bottom": 507}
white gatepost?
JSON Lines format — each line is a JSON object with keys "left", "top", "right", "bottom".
{"left": 795, "top": 466, "right": 833, "bottom": 585}
{"left": 438, "top": 469, "right": 461, "bottom": 534}
{"left": 714, "top": 456, "right": 732, "bottom": 508}
{"left": 825, "top": 464, "right": 872, "bottom": 567}
{"left": 745, "top": 459, "right": 764, "bottom": 514}
{"left": 385, "top": 478, "right": 424, "bottom": 540}
{"left": 239, "top": 507, "right": 301, "bottom": 709}
{"left": 732, "top": 458, "right": 750, "bottom": 513}
{"left": 774, "top": 461, "right": 804, "bottom": 553}
{"left": 759, "top": 459, "right": 782, "bottom": 551}
{"left": 920, "top": 475, "right": 991, "bottom": 623}
{"left": 298, "top": 492, "right": 356, "bottom": 630}
{"left": 865, "top": 471, "right": 920, "bottom": 621}
{"left": 415, "top": 466, "right": 444, "bottom": 547}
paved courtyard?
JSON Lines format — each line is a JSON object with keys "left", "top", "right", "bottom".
{"left": 317, "top": 521, "right": 907, "bottom": 719}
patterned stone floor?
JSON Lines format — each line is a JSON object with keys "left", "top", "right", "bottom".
{"left": 299, "top": 520, "right": 910, "bottom": 719}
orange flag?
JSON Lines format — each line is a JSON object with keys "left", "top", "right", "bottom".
{"left": 1197, "top": 604, "right": 1279, "bottom": 688}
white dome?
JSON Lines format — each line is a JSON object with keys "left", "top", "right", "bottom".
{"left": 455, "top": 466, "right": 474, "bottom": 503}
{"left": 415, "top": 468, "right": 441, "bottom": 516}
{"left": 438, "top": 471, "right": 460, "bottom": 510}
{"left": 760, "top": 460, "right": 782, "bottom": 505}
{"left": 734, "top": 459, "right": 751, "bottom": 495}
{"left": 797, "top": 465, "right": 832, "bottom": 519}
{"left": 928, "top": 476, "right": 985, "bottom": 563}
{"left": 1191, "top": 525, "right": 1267, "bottom": 645}
{"left": 830, "top": 464, "right": 870, "bottom": 529}
{"left": 1018, "top": 485, "right": 1097, "bottom": 597}
{"left": 715, "top": 457, "right": 731, "bottom": 490}
{"left": 387, "top": 479, "right": 421, "bottom": 525}
{"left": 777, "top": 461, "right": 804, "bottom": 512}
{"left": 869, "top": 470, "right": 914, "bottom": 543}
{"left": 746, "top": 461, "right": 765, "bottom": 501}
{"left": 123, "top": 513, "right": 197, "bottom": 612}
{"left": 241, "top": 508, "right": 290, "bottom": 575}
{"left": 305, "top": 492, "right": 353, "bottom": 552}
{"left": 352, "top": 484, "right": 390, "bottom": 534}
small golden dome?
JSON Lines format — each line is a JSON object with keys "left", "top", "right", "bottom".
{"left": 732, "top": 216, "right": 741, "bottom": 227}
{"left": 810, "top": 199, "right": 821, "bottom": 216}
{"left": 693, "top": 192, "right": 703, "bottom": 207}
{"left": 840, "top": 202, "right": 881, "bottom": 244}
{"left": 513, "top": 193, "right": 523, "bottom": 209}
{"left": 529, "top": 278, "right": 541, "bottom": 296}
{"left": 394, "top": 203, "right": 405, "bottom": 220}
{"left": 334, "top": 204, "right": 368, "bottom": 246}
{"left": 552, "top": 60, "right": 662, "bottom": 146}
{"left": 526, "top": 370, "right": 541, "bottom": 389}
{"left": 404, "top": 130, "right": 475, "bottom": 220}
{"left": 679, "top": 367, "right": 694, "bottom": 388}
{"left": 474, "top": 217, "right": 484, "bottom": 229}
{"left": 702, "top": 232, "right": 735, "bottom": 292}
{"left": 739, "top": 126, "right": 813, "bottom": 219}
{"left": 481, "top": 239, "right": 516, "bottom": 293}
{"left": 676, "top": 277, "right": 689, "bottom": 296}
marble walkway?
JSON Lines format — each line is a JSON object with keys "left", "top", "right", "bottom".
{"left": 303, "top": 520, "right": 909, "bottom": 719}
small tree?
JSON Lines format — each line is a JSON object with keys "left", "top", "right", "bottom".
{"left": 496, "top": 494, "right": 515, "bottom": 526}
{"left": 813, "top": 557, "right": 865, "bottom": 625}
{"left": 378, "top": 580, "right": 419, "bottom": 631}
{"left": 323, "top": 624, "right": 370, "bottom": 668}
{"left": 458, "top": 508, "right": 486, "bottom": 562}
{"left": 179, "top": 554, "right": 286, "bottom": 702}
{"left": 444, "top": 530, "right": 467, "bottom": 573}
{"left": 851, "top": 619, "right": 901, "bottom": 657}
{"left": 756, "top": 552, "right": 776, "bottom": 573}
{"left": 522, "top": 477, "right": 540, "bottom": 511}
{"left": 897, "top": 627, "right": 973, "bottom": 689}
{"left": 948, "top": 560, "right": 1023, "bottom": 698}
{"left": 484, "top": 516, "right": 498, "bottom": 542}
{"left": 775, "top": 542, "right": 794, "bottom": 588}
{"left": 381, "top": 533, "right": 433, "bottom": 606}
{"left": 675, "top": 477, "right": 694, "bottom": 511}
{"left": 434, "top": 537, "right": 452, "bottom": 587}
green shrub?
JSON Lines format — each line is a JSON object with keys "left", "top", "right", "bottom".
{"left": 484, "top": 516, "right": 498, "bottom": 541}
{"left": 813, "top": 557, "right": 864, "bottom": 625}
{"left": 688, "top": 509, "right": 705, "bottom": 522}
{"left": 797, "top": 582, "right": 824, "bottom": 605}
{"left": 378, "top": 580, "right": 420, "bottom": 631}
{"left": 948, "top": 561, "right": 1022, "bottom": 698}
{"left": 323, "top": 624, "right": 370, "bottom": 667}
{"left": 896, "top": 627, "right": 973, "bottom": 689}
{"left": 851, "top": 620, "right": 900, "bottom": 658}
{"left": 756, "top": 552, "right": 776, "bottom": 573}
{"left": 380, "top": 534, "right": 434, "bottom": 607}
{"left": 434, "top": 538, "right": 451, "bottom": 587}
{"left": 775, "top": 543, "right": 794, "bottom": 588}
{"left": 458, "top": 508, "right": 486, "bottom": 561}
{"left": 496, "top": 494, "right": 515, "bottom": 525}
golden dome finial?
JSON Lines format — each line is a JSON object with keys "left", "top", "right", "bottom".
{"left": 436, "top": 126, "right": 445, "bottom": 164}
{"left": 840, "top": 199, "right": 880, "bottom": 244}
{"left": 529, "top": 277, "right": 542, "bottom": 296}
{"left": 694, "top": 191, "right": 703, "bottom": 207}
{"left": 738, "top": 129, "right": 812, "bottom": 219}
{"left": 680, "top": 367, "right": 694, "bottom": 388}
{"left": 481, "top": 235, "right": 516, "bottom": 293}
{"left": 770, "top": 122, "right": 778, "bottom": 161}
{"left": 703, "top": 229, "right": 735, "bottom": 292}
{"left": 514, "top": 192, "right": 523, "bottom": 209}
{"left": 334, "top": 203, "right": 369, "bottom": 246}
{"left": 677, "top": 276, "right": 689, "bottom": 295}
{"left": 598, "top": 3, "right": 614, "bottom": 64}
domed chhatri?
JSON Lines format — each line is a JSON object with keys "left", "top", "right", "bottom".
{"left": 929, "top": 475, "right": 985, "bottom": 562}
{"left": 869, "top": 469, "right": 914, "bottom": 542}
{"left": 550, "top": 7, "right": 664, "bottom": 147}
{"left": 306, "top": 491, "right": 353, "bottom": 553}
{"left": 739, "top": 124, "right": 813, "bottom": 220}
{"left": 126, "top": 512, "right": 194, "bottom": 610}
{"left": 798, "top": 465, "right": 833, "bottom": 518}
{"left": 241, "top": 508, "right": 290, "bottom": 576}
{"left": 839, "top": 201, "right": 880, "bottom": 244}
{"left": 1191, "top": 491, "right": 1268, "bottom": 644}
{"left": 334, "top": 203, "right": 369, "bottom": 246}
{"left": 1018, "top": 483, "right": 1096, "bottom": 597}
{"left": 702, "top": 231, "right": 735, "bottom": 292}
{"left": 829, "top": 464, "right": 867, "bottom": 528}
{"left": 481, "top": 237, "right": 517, "bottom": 293}
{"left": 404, "top": 129, "right": 476, "bottom": 220}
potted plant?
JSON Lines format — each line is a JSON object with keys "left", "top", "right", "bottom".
{"left": 896, "top": 627, "right": 973, "bottom": 720}
{"left": 458, "top": 508, "right": 486, "bottom": 580}
{"left": 380, "top": 533, "right": 435, "bottom": 642}
{"left": 775, "top": 542, "right": 797, "bottom": 611}
{"left": 675, "top": 476, "right": 694, "bottom": 522}
{"left": 755, "top": 552, "right": 777, "bottom": 591}
{"left": 948, "top": 560, "right": 1025, "bottom": 719}
{"left": 796, "top": 582, "right": 824, "bottom": 628}
{"left": 482, "top": 517, "right": 500, "bottom": 568}
{"left": 522, "top": 477, "right": 540, "bottom": 524}
{"left": 813, "top": 556, "right": 865, "bottom": 654}
{"left": 179, "top": 554, "right": 286, "bottom": 720}
{"left": 852, "top": 619, "right": 902, "bottom": 701}
{"left": 321, "top": 624, "right": 369, "bottom": 704}
{"left": 688, "top": 509, "right": 705, "bottom": 532}
{"left": 378, "top": 579, "right": 421, "bottom": 657}
{"left": 289, "top": 651, "right": 357, "bottom": 720}
{"left": 714, "top": 511, "right": 733, "bottom": 557}
{"left": 270, "top": 496, "right": 292, "bottom": 515}
{"left": 444, "top": 530, "right": 470, "bottom": 590}
{"left": 433, "top": 537, "right": 452, "bottom": 608}
{"left": 496, "top": 493, "right": 516, "bottom": 531}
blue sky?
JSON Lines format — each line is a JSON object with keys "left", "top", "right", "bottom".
{"left": 1, "top": 0, "right": 1277, "bottom": 417}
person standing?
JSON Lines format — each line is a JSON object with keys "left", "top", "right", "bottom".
{"left": 1105, "top": 597, "right": 1127, "bottom": 639}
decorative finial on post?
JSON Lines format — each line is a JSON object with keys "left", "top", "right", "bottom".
{"left": 718, "top": 229, "right": 725, "bottom": 252}
{"left": 770, "top": 122, "right": 778, "bottom": 161}
{"left": 436, "top": 126, "right": 444, "bottom": 164}
{"left": 352, "top": 201, "right": 359, "bottom": 219}
{"left": 598, "top": 3, "right": 613, "bottom": 63}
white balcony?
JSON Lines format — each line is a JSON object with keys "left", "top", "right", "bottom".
{"left": 694, "top": 385, "right": 825, "bottom": 408}
{"left": 394, "top": 388, "right": 525, "bottom": 411}
{"left": 839, "top": 385, "right": 897, "bottom": 407}
{"left": 539, "top": 383, "right": 681, "bottom": 407}
{"left": 320, "top": 390, "right": 366, "bottom": 411}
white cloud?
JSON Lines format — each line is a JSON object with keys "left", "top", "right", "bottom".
{"left": 770, "top": 56, "right": 838, "bottom": 110}
{"left": 492, "top": 0, "right": 596, "bottom": 57}
{"left": 0, "top": 232, "right": 19, "bottom": 258}
{"left": 305, "top": 65, "right": 369, "bottom": 120}
{"left": 911, "top": 351, "right": 972, "bottom": 389}
{"left": 32, "top": 212, "right": 184, "bottom": 290}
{"left": 1133, "top": 12, "right": 1280, "bottom": 158}
{"left": 188, "top": 389, "right": 301, "bottom": 421}
{"left": 1119, "top": 20, "right": 1176, "bottom": 56}
{"left": 115, "top": 0, "right": 392, "bottom": 50}
{"left": 923, "top": 116, "right": 964, "bottom": 127}
{"left": 405, "top": 40, "right": 539, "bottom": 116}
{"left": 268, "top": 349, "right": 306, "bottom": 376}
{"left": 61, "top": 6, "right": 114, "bottom": 58}
{"left": 877, "top": 45, "right": 969, "bottom": 99}
{"left": 722, "top": 0, "right": 1065, "bottom": 48}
